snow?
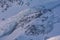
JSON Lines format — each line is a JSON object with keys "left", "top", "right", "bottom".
{"left": 0, "top": 0, "right": 60, "bottom": 40}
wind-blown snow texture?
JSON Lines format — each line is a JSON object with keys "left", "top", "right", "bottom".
{"left": 0, "top": 0, "right": 60, "bottom": 40}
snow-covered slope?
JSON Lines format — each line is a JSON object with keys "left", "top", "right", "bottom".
{"left": 0, "top": 0, "right": 60, "bottom": 40}
{"left": 47, "top": 35, "right": 60, "bottom": 40}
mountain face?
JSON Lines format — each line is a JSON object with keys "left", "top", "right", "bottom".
{"left": 0, "top": 0, "right": 60, "bottom": 40}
